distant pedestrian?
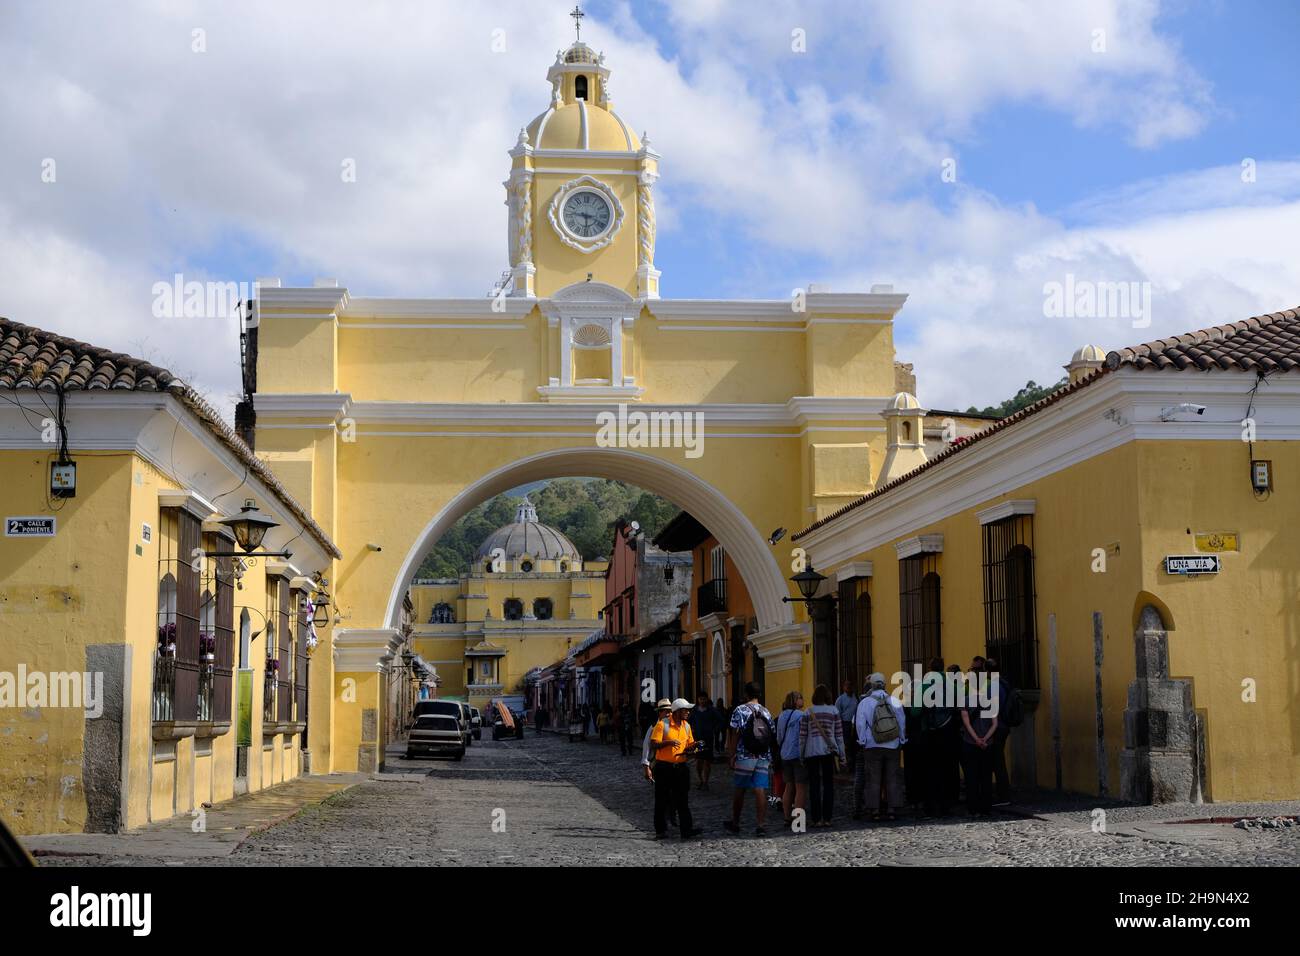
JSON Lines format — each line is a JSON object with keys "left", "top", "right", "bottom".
{"left": 649, "top": 699, "right": 702, "bottom": 840}
{"left": 714, "top": 697, "right": 728, "bottom": 753}
{"left": 853, "top": 673, "right": 906, "bottom": 821}
{"left": 984, "top": 656, "right": 1015, "bottom": 806}
{"left": 800, "top": 684, "right": 845, "bottom": 827}
{"left": 723, "top": 682, "right": 775, "bottom": 837}
{"left": 776, "top": 691, "right": 807, "bottom": 827}
{"left": 834, "top": 680, "right": 859, "bottom": 773}
{"left": 618, "top": 702, "right": 636, "bottom": 756}
{"left": 959, "top": 665, "right": 998, "bottom": 817}
{"left": 687, "top": 694, "right": 717, "bottom": 790}
{"left": 920, "top": 658, "right": 954, "bottom": 817}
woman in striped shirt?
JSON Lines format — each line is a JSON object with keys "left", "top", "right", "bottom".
{"left": 800, "top": 684, "right": 846, "bottom": 827}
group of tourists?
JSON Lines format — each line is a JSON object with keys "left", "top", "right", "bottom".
{"left": 635, "top": 657, "right": 1021, "bottom": 840}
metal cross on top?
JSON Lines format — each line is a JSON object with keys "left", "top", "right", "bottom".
{"left": 570, "top": 5, "right": 585, "bottom": 42}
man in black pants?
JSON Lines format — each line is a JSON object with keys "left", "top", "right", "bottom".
{"left": 648, "top": 698, "right": 702, "bottom": 840}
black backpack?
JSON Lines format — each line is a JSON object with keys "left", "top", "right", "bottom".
{"left": 740, "top": 705, "right": 773, "bottom": 755}
{"left": 1004, "top": 687, "right": 1024, "bottom": 728}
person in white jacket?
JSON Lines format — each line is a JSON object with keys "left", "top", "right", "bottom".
{"left": 853, "top": 673, "right": 907, "bottom": 821}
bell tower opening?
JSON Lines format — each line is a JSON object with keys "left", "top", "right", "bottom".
{"left": 575, "top": 74, "right": 588, "bottom": 100}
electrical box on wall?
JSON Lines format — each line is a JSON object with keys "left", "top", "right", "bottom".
{"left": 1251, "top": 459, "right": 1272, "bottom": 492}
{"left": 50, "top": 460, "right": 76, "bottom": 498}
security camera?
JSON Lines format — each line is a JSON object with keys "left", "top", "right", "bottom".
{"left": 1159, "top": 403, "right": 1207, "bottom": 421}
{"left": 367, "top": 542, "right": 383, "bottom": 552}
{"left": 768, "top": 527, "right": 787, "bottom": 546}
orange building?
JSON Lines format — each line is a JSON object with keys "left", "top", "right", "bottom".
{"left": 654, "top": 513, "right": 765, "bottom": 708}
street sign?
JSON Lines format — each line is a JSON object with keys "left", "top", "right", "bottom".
{"left": 5, "top": 516, "right": 56, "bottom": 537}
{"left": 1164, "top": 554, "right": 1220, "bottom": 576}
{"left": 1194, "top": 532, "right": 1238, "bottom": 553}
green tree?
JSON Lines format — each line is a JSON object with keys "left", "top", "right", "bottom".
{"left": 966, "top": 377, "right": 1068, "bottom": 419}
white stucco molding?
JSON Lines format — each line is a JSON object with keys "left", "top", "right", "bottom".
{"left": 834, "top": 561, "right": 874, "bottom": 582}
{"left": 894, "top": 534, "right": 944, "bottom": 559}
{"left": 253, "top": 392, "right": 353, "bottom": 423}
{"left": 975, "top": 499, "right": 1037, "bottom": 526}
{"left": 749, "top": 623, "right": 809, "bottom": 673}
{"left": 333, "top": 628, "right": 402, "bottom": 672}
{"left": 157, "top": 489, "right": 217, "bottom": 522}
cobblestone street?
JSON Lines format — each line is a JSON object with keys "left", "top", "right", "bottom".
{"left": 33, "top": 731, "right": 1300, "bottom": 867}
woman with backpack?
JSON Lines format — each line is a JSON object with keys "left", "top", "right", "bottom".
{"left": 776, "top": 691, "right": 808, "bottom": 827}
{"left": 800, "top": 683, "right": 845, "bottom": 827}
{"left": 853, "top": 673, "right": 906, "bottom": 821}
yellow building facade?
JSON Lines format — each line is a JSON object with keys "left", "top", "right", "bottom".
{"left": 407, "top": 498, "right": 607, "bottom": 710}
{"left": 0, "top": 322, "right": 338, "bottom": 834}
{"left": 793, "top": 312, "right": 1300, "bottom": 803}
{"left": 247, "top": 36, "right": 913, "bottom": 765}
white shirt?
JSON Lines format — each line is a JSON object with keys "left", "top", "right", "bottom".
{"left": 854, "top": 690, "right": 906, "bottom": 750}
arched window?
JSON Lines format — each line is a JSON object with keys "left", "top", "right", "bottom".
{"left": 559, "top": 560, "right": 568, "bottom": 573}
{"left": 902, "top": 420, "right": 912, "bottom": 442}
{"left": 429, "top": 601, "right": 455, "bottom": 624}
{"left": 575, "top": 75, "right": 588, "bottom": 100}
{"left": 533, "top": 598, "right": 554, "bottom": 621}
{"left": 503, "top": 598, "right": 524, "bottom": 621}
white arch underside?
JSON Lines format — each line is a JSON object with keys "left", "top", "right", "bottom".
{"left": 383, "top": 446, "right": 792, "bottom": 633}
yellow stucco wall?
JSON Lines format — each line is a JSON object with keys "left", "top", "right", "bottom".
{"left": 811, "top": 436, "right": 1300, "bottom": 802}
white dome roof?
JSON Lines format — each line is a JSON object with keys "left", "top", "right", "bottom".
{"left": 1071, "top": 344, "right": 1107, "bottom": 364}
{"left": 888, "top": 391, "right": 921, "bottom": 410}
{"left": 473, "top": 498, "right": 581, "bottom": 563}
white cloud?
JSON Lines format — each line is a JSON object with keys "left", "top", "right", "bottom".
{"left": 0, "top": 0, "right": 1289, "bottom": 424}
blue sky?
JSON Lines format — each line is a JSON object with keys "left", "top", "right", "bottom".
{"left": 1, "top": 0, "right": 1297, "bottom": 411}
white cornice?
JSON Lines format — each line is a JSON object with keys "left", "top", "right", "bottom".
{"left": 647, "top": 293, "right": 907, "bottom": 323}
{"left": 834, "top": 561, "right": 874, "bottom": 582}
{"left": 339, "top": 297, "right": 536, "bottom": 319}
{"left": 537, "top": 384, "right": 646, "bottom": 402}
{"left": 975, "top": 499, "right": 1036, "bottom": 525}
{"left": 253, "top": 393, "right": 353, "bottom": 421}
{"left": 336, "top": 399, "right": 885, "bottom": 427}
{"left": 158, "top": 489, "right": 216, "bottom": 522}
{"left": 895, "top": 534, "right": 944, "bottom": 559}
{"left": 333, "top": 628, "right": 402, "bottom": 672}
{"left": 257, "top": 287, "right": 349, "bottom": 315}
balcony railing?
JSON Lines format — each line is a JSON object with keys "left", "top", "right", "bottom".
{"left": 697, "top": 577, "right": 728, "bottom": 617}
{"left": 153, "top": 652, "right": 176, "bottom": 722}
{"left": 263, "top": 667, "right": 277, "bottom": 722}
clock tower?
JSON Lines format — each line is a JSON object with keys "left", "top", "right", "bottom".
{"left": 504, "top": 26, "right": 659, "bottom": 300}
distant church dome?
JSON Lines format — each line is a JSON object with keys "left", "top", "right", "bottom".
{"left": 888, "top": 391, "right": 921, "bottom": 410}
{"left": 474, "top": 498, "right": 581, "bottom": 567}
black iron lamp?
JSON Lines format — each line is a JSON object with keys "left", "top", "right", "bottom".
{"left": 209, "top": 498, "right": 293, "bottom": 559}
{"left": 784, "top": 563, "right": 833, "bottom": 606}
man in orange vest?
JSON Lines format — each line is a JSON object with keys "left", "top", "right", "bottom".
{"left": 649, "top": 698, "right": 703, "bottom": 840}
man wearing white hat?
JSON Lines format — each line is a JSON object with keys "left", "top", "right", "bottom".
{"left": 648, "top": 698, "right": 703, "bottom": 839}
{"left": 641, "top": 699, "right": 676, "bottom": 829}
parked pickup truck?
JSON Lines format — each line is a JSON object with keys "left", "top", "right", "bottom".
{"left": 405, "top": 715, "right": 466, "bottom": 760}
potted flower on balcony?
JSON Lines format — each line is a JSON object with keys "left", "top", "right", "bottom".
{"left": 199, "top": 631, "right": 216, "bottom": 664}
{"left": 157, "top": 621, "right": 177, "bottom": 658}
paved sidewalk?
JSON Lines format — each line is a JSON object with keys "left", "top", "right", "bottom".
{"left": 22, "top": 774, "right": 363, "bottom": 862}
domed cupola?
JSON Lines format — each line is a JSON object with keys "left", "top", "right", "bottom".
{"left": 474, "top": 497, "right": 582, "bottom": 574}
{"left": 504, "top": 5, "right": 660, "bottom": 300}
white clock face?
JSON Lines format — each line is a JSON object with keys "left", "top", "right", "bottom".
{"left": 562, "top": 191, "right": 612, "bottom": 239}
